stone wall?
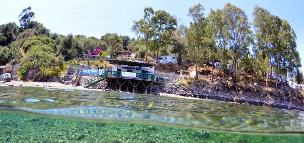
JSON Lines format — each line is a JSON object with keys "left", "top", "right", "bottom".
{"left": 155, "top": 71, "right": 189, "bottom": 82}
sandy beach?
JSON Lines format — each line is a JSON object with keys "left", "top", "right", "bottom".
{"left": 0, "top": 80, "right": 101, "bottom": 91}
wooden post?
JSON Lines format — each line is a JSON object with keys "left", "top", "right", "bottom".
{"left": 150, "top": 81, "right": 153, "bottom": 94}
{"left": 116, "top": 79, "right": 118, "bottom": 91}
{"left": 133, "top": 81, "right": 135, "bottom": 93}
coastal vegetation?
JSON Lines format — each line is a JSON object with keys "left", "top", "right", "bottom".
{"left": 0, "top": 3, "right": 302, "bottom": 89}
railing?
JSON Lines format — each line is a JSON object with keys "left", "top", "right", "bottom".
{"left": 104, "top": 70, "right": 122, "bottom": 77}
{"left": 156, "top": 77, "right": 165, "bottom": 83}
{"left": 104, "top": 70, "right": 154, "bottom": 80}
{"left": 136, "top": 73, "right": 154, "bottom": 80}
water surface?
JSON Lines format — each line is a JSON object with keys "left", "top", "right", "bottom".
{"left": 1, "top": 86, "right": 304, "bottom": 142}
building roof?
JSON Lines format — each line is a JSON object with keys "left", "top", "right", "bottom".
{"left": 107, "top": 60, "right": 154, "bottom": 67}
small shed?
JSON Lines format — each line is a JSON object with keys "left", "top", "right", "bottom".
{"left": 117, "top": 51, "right": 135, "bottom": 59}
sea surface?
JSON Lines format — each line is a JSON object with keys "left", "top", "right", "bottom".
{"left": 1, "top": 86, "right": 304, "bottom": 142}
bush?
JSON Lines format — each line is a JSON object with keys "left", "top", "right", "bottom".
{"left": 23, "top": 36, "right": 55, "bottom": 53}
{"left": 18, "top": 45, "right": 61, "bottom": 81}
{"left": 0, "top": 46, "right": 10, "bottom": 65}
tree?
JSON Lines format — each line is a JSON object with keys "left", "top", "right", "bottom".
{"left": 18, "top": 6, "right": 35, "bottom": 28}
{"left": 185, "top": 3, "right": 206, "bottom": 79}
{"left": 207, "top": 9, "right": 228, "bottom": 69}
{"left": 133, "top": 7, "right": 155, "bottom": 61}
{"left": 296, "top": 69, "right": 303, "bottom": 85}
{"left": 271, "top": 18, "right": 300, "bottom": 88}
{"left": 253, "top": 6, "right": 300, "bottom": 88}
{"left": 253, "top": 6, "right": 273, "bottom": 86}
{"left": 223, "top": 3, "right": 252, "bottom": 83}
{"left": 101, "top": 33, "right": 123, "bottom": 58}
{"left": 25, "top": 21, "right": 50, "bottom": 36}
{"left": 0, "top": 22, "right": 20, "bottom": 46}
{"left": 151, "top": 10, "right": 177, "bottom": 59}
{"left": 171, "top": 24, "right": 187, "bottom": 64}
{"left": 128, "top": 39, "right": 146, "bottom": 59}
{"left": 57, "top": 34, "right": 74, "bottom": 60}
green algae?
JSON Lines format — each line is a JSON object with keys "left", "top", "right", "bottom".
{"left": 1, "top": 112, "right": 304, "bottom": 142}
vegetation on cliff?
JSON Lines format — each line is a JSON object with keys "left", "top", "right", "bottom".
{"left": 0, "top": 3, "right": 302, "bottom": 87}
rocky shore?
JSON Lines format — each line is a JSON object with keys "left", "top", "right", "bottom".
{"left": 159, "top": 82, "right": 304, "bottom": 111}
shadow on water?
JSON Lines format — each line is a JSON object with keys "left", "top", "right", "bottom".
{"left": 1, "top": 86, "right": 304, "bottom": 142}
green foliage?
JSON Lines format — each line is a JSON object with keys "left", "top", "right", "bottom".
{"left": 101, "top": 33, "right": 123, "bottom": 58}
{"left": 0, "top": 4, "right": 301, "bottom": 86}
{"left": 296, "top": 69, "right": 304, "bottom": 84}
{"left": 253, "top": 5, "right": 300, "bottom": 87}
{"left": 0, "top": 42, "right": 22, "bottom": 65}
{"left": 0, "top": 46, "right": 10, "bottom": 65}
{"left": 171, "top": 25, "right": 187, "bottom": 63}
{"left": 8, "top": 42, "right": 22, "bottom": 64}
{"left": 244, "top": 79, "right": 248, "bottom": 85}
{"left": 151, "top": 10, "right": 177, "bottom": 59}
{"left": 133, "top": 7, "right": 155, "bottom": 60}
{"left": 19, "top": 45, "right": 58, "bottom": 80}
{"left": 25, "top": 21, "right": 50, "bottom": 36}
{"left": 19, "top": 36, "right": 63, "bottom": 81}
{"left": 128, "top": 39, "right": 146, "bottom": 59}
{"left": 186, "top": 4, "right": 207, "bottom": 63}
{"left": 23, "top": 36, "right": 55, "bottom": 53}
{"left": 0, "top": 22, "right": 20, "bottom": 46}
{"left": 56, "top": 34, "right": 81, "bottom": 61}
{"left": 99, "top": 50, "right": 110, "bottom": 59}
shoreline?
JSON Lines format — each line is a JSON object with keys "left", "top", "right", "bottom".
{"left": 1, "top": 80, "right": 304, "bottom": 111}
{"left": 0, "top": 81, "right": 100, "bottom": 91}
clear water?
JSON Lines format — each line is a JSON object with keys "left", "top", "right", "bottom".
{"left": 1, "top": 86, "right": 304, "bottom": 142}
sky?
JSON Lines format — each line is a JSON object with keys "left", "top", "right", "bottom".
{"left": 1, "top": 0, "right": 304, "bottom": 71}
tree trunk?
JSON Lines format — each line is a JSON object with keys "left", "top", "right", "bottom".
{"left": 212, "top": 47, "right": 214, "bottom": 83}
{"left": 276, "top": 60, "right": 280, "bottom": 89}
{"left": 145, "top": 39, "right": 148, "bottom": 61}
{"left": 270, "top": 65, "right": 273, "bottom": 79}
{"left": 157, "top": 49, "right": 159, "bottom": 60}
{"left": 196, "top": 61, "right": 198, "bottom": 80}
{"left": 285, "top": 71, "right": 288, "bottom": 85}
{"left": 275, "top": 69, "right": 278, "bottom": 89}
{"left": 233, "top": 44, "right": 237, "bottom": 83}
{"left": 110, "top": 46, "right": 114, "bottom": 59}
{"left": 266, "top": 59, "right": 269, "bottom": 87}
{"left": 223, "top": 46, "right": 225, "bottom": 68}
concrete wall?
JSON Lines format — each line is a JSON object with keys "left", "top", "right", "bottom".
{"left": 155, "top": 71, "right": 188, "bottom": 82}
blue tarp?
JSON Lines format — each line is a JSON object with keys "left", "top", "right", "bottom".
{"left": 82, "top": 69, "right": 98, "bottom": 75}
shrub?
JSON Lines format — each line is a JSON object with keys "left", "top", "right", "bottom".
{"left": 18, "top": 45, "right": 61, "bottom": 81}
{"left": 23, "top": 36, "right": 55, "bottom": 53}
{"left": 92, "top": 49, "right": 103, "bottom": 55}
{"left": 0, "top": 46, "right": 10, "bottom": 65}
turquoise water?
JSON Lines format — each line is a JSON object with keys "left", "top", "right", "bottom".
{"left": 1, "top": 87, "right": 304, "bottom": 142}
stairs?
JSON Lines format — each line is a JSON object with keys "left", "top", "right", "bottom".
{"left": 84, "top": 74, "right": 105, "bottom": 88}
{"left": 20, "top": 43, "right": 26, "bottom": 57}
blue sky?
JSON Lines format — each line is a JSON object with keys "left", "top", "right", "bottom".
{"left": 1, "top": 0, "right": 304, "bottom": 71}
